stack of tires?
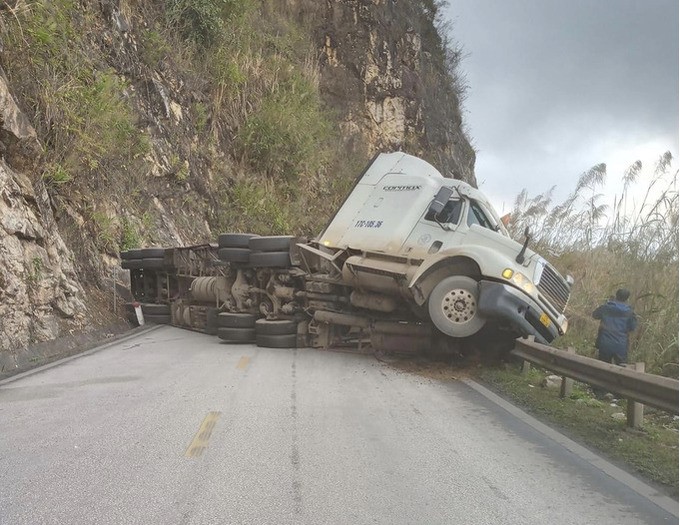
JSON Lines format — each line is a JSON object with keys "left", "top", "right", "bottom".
{"left": 255, "top": 319, "right": 298, "bottom": 348}
{"left": 141, "top": 303, "right": 171, "bottom": 324}
{"left": 120, "top": 249, "right": 143, "bottom": 270}
{"left": 217, "top": 233, "right": 258, "bottom": 264}
{"left": 216, "top": 233, "right": 294, "bottom": 268}
{"left": 215, "top": 312, "right": 298, "bottom": 348}
{"left": 249, "top": 236, "right": 293, "bottom": 268}
{"left": 138, "top": 247, "right": 167, "bottom": 270}
{"left": 217, "top": 312, "right": 257, "bottom": 343}
{"left": 120, "top": 248, "right": 168, "bottom": 270}
{"left": 123, "top": 302, "right": 171, "bottom": 325}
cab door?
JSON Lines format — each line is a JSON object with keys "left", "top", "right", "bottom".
{"left": 401, "top": 198, "right": 467, "bottom": 256}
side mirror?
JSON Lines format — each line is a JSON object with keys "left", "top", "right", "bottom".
{"left": 429, "top": 186, "right": 454, "bottom": 215}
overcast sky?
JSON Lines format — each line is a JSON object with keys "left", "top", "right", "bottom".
{"left": 444, "top": 0, "right": 679, "bottom": 214}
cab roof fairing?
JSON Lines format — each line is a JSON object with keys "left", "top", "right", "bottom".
{"left": 356, "top": 152, "right": 445, "bottom": 187}
{"left": 361, "top": 153, "right": 504, "bottom": 222}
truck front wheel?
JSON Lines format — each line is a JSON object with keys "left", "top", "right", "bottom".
{"left": 428, "top": 276, "right": 486, "bottom": 338}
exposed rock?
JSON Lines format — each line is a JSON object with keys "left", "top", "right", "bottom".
{"left": 541, "top": 374, "right": 563, "bottom": 389}
{"left": 308, "top": 0, "right": 477, "bottom": 184}
{"left": 0, "top": 68, "right": 41, "bottom": 172}
{"left": 576, "top": 397, "right": 604, "bottom": 407}
{"left": 112, "top": 10, "right": 131, "bottom": 33}
{"left": 0, "top": 156, "right": 86, "bottom": 360}
{"left": 611, "top": 412, "right": 627, "bottom": 421}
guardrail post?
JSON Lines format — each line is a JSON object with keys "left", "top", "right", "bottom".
{"left": 560, "top": 347, "right": 575, "bottom": 398}
{"left": 520, "top": 336, "right": 534, "bottom": 375}
{"left": 113, "top": 266, "right": 118, "bottom": 314}
{"left": 521, "top": 360, "right": 531, "bottom": 375}
{"left": 626, "top": 362, "right": 645, "bottom": 428}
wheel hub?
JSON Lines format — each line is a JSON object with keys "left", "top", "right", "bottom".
{"left": 441, "top": 288, "right": 476, "bottom": 324}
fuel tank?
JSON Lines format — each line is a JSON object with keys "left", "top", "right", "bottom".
{"left": 342, "top": 254, "right": 419, "bottom": 300}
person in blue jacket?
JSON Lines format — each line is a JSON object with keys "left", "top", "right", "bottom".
{"left": 592, "top": 288, "right": 638, "bottom": 365}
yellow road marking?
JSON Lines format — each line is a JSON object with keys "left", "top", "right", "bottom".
{"left": 237, "top": 356, "right": 250, "bottom": 370}
{"left": 185, "top": 411, "right": 221, "bottom": 458}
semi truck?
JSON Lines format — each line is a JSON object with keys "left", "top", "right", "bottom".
{"left": 121, "top": 152, "right": 572, "bottom": 355}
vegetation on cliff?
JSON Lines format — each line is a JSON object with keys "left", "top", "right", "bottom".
{"left": 1, "top": 0, "right": 471, "bottom": 267}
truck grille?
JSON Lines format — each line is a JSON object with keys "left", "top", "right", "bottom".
{"left": 537, "top": 264, "right": 570, "bottom": 313}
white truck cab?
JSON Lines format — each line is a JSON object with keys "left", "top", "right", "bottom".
{"left": 318, "top": 152, "right": 572, "bottom": 344}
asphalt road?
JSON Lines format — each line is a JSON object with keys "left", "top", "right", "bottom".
{"left": 0, "top": 326, "right": 676, "bottom": 525}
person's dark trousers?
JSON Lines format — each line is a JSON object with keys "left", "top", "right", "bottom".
{"left": 592, "top": 349, "right": 627, "bottom": 397}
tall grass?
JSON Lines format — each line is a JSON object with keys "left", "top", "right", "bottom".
{"left": 507, "top": 153, "right": 678, "bottom": 376}
{"left": 2, "top": 1, "right": 148, "bottom": 183}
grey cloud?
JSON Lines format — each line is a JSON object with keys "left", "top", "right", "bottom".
{"left": 445, "top": 0, "right": 678, "bottom": 196}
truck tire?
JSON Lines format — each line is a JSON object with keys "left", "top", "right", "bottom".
{"left": 218, "top": 233, "right": 258, "bottom": 248}
{"left": 121, "top": 259, "right": 143, "bottom": 270}
{"left": 142, "top": 303, "right": 170, "bottom": 316}
{"left": 255, "top": 319, "right": 297, "bottom": 335}
{"left": 145, "top": 314, "right": 171, "bottom": 325}
{"left": 256, "top": 333, "right": 297, "bottom": 348}
{"left": 205, "top": 308, "right": 219, "bottom": 336}
{"left": 249, "top": 236, "right": 293, "bottom": 252}
{"left": 141, "top": 257, "right": 165, "bottom": 269}
{"left": 142, "top": 248, "right": 166, "bottom": 258}
{"left": 217, "top": 327, "right": 255, "bottom": 343}
{"left": 120, "top": 249, "right": 141, "bottom": 260}
{"left": 428, "top": 276, "right": 486, "bottom": 338}
{"left": 249, "top": 251, "right": 290, "bottom": 268}
{"left": 217, "top": 248, "right": 251, "bottom": 263}
{"left": 217, "top": 312, "right": 257, "bottom": 328}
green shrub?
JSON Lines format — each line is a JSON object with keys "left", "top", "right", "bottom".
{"left": 91, "top": 211, "right": 117, "bottom": 253}
{"left": 236, "top": 72, "right": 333, "bottom": 181}
{"left": 227, "top": 178, "right": 293, "bottom": 234}
{"left": 57, "top": 71, "right": 142, "bottom": 173}
{"left": 120, "top": 219, "right": 140, "bottom": 251}
{"left": 26, "top": 256, "right": 45, "bottom": 285}
{"left": 193, "top": 101, "right": 209, "bottom": 132}
{"left": 23, "top": 0, "right": 77, "bottom": 59}
{"left": 166, "top": 0, "right": 223, "bottom": 46}
{"left": 4, "top": 1, "right": 147, "bottom": 182}
{"left": 140, "top": 29, "right": 170, "bottom": 67}
{"left": 165, "top": 0, "right": 252, "bottom": 47}
{"left": 43, "top": 164, "right": 72, "bottom": 185}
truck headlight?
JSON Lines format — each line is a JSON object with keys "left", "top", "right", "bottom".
{"left": 503, "top": 269, "right": 535, "bottom": 294}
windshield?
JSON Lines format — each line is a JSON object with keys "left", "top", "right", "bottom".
{"left": 467, "top": 199, "right": 509, "bottom": 236}
{"left": 467, "top": 200, "right": 495, "bottom": 230}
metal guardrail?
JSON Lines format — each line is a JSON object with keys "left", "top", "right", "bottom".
{"left": 511, "top": 337, "right": 679, "bottom": 414}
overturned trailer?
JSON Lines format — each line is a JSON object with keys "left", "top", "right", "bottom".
{"left": 122, "top": 153, "right": 572, "bottom": 355}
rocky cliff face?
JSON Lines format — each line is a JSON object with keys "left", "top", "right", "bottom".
{"left": 0, "top": 0, "right": 475, "bottom": 370}
{"left": 0, "top": 71, "right": 86, "bottom": 370}
{"left": 312, "top": 0, "right": 475, "bottom": 181}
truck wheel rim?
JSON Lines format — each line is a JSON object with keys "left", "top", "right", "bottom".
{"left": 441, "top": 289, "right": 476, "bottom": 324}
